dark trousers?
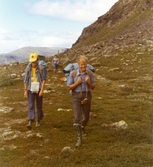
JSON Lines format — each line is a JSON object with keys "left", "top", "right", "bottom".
{"left": 27, "top": 90, "right": 43, "bottom": 121}
{"left": 54, "top": 63, "right": 58, "bottom": 70}
{"left": 72, "top": 92, "right": 92, "bottom": 127}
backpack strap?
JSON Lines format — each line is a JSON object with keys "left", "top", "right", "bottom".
{"left": 72, "top": 70, "right": 77, "bottom": 79}
{"left": 84, "top": 70, "right": 93, "bottom": 98}
{"left": 38, "top": 65, "right": 45, "bottom": 73}
{"left": 72, "top": 69, "right": 92, "bottom": 97}
{"left": 87, "top": 70, "right": 92, "bottom": 78}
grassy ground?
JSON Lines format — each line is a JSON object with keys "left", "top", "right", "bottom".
{"left": 0, "top": 51, "right": 152, "bottom": 167}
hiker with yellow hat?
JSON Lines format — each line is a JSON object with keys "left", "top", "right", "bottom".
{"left": 24, "top": 52, "right": 47, "bottom": 129}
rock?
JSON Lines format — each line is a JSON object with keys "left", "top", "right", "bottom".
{"left": 57, "top": 108, "right": 72, "bottom": 112}
{"left": 21, "top": 73, "right": 25, "bottom": 77}
{"left": 61, "top": 146, "right": 74, "bottom": 157}
{"left": 26, "top": 131, "right": 36, "bottom": 138}
{"left": 109, "top": 68, "right": 120, "bottom": 72}
{"left": 0, "top": 106, "right": 14, "bottom": 113}
{"left": 110, "top": 120, "right": 128, "bottom": 130}
{"left": 44, "top": 156, "right": 50, "bottom": 159}
{"left": 101, "top": 123, "right": 108, "bottom": 127}
{"left": 44, "top": 90, "right": 51, "bottom": 93}
{"left": 102, "top": 120, "right": 128, "bottom": 130}
{"left": 2, "top": 131, "right": 14, "bottom": 138}
{"left": 90, "top": 113, "right": 97, "bottom": 119}
{"left": 1, "top": 129, "right": 21, "bottom": 140}
{"left": 25, "top": 131, "right": 44, "bottom": 138}
{"left": 36, "top": 133, "right": 44, "bottom": 138}
{"left": 10, "top": 74, "right": 17, "bottom": 78}
{"left": 57, "top": 108, "right": 64, "bottom": 111}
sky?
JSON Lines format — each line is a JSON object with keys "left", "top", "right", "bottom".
{"left": 0, "top": 0, "right": 118, "bottom": 54}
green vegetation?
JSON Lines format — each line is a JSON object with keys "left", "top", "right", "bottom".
{"left": 0, "top": 49, "right": 152, "bottom": 167}
{"left": 0, "top": 75, "right": 14, "bottom": 87}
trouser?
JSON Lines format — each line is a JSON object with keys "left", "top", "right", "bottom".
{"left": 54, "top": 63, "right": 58, "bottom": 70}
{"left": 27, "top": 90, "right": 44, "bottom": 121}
{"left": 72, "top": 91, "right": 92, "bottom": 127}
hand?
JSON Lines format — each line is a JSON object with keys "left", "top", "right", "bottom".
{"left": 39, "top": 90, "right": 43, "bottom": 97}
{"left": 24, "top": 90, "right": 28, "bottom": 98}
{"left": 76, "top": 76, "right": 82, "bottom": 84}
{"left": 85, "top": 75, "right": 95, "bottom": 90}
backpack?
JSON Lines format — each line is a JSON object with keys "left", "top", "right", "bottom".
{"left": 38, "top": 60, "right": 47, "bottom": 73}
{"left": 63, "top": 63, "right": 95, "bottom": 84}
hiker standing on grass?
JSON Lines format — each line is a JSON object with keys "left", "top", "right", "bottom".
{"left": 67, "top": 55, "right": 95, "bottom": 147}
{"left": 52, "top": 55, "right": 59, "bottom": 72}
{"left": 24, "top": 52, "right": 47, "bottom": 129}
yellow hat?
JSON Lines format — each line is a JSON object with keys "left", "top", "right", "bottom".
{"left": 29, "top": 52, "right": 38, "bottom": 62}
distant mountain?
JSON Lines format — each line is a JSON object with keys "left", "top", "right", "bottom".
{"left": 0, "top": 47, "right": 67, "bottom": 64}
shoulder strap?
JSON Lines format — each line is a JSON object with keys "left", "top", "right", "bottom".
{"left": 37, "top": 65, "right": 46, "bottom": 80}
{"left": 71, "top": 64, "right": 74, "bottom": 71}
{"left": 71, "top": 69, "right": 92, "bottom": 97}
{"left": 72, "top": 70, "right": 77, "bottom": 79}
{"left": 38, "top": 65, "right": 45, "bottom": 72}
{"left": 87, "top": 69, "right": 92, "bottom": 78}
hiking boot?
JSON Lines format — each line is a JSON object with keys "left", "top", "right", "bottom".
{"left": 36, "top": 121, "right": 40, "bottom": 127}
{"left": 26, "top": 120, "right": 32, "bottom": 129}
{"left": 82, "top": 127, "right": 87, "bottom": 137}
{"left": 75, "top": 126, "right": 82, "bottom": 147}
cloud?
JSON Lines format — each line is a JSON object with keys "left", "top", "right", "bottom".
{"left": 0, "top": 30, "right": 29, "bottom": 53}
{"left": 0, "top": 29, "right": 8, "bottom": 40}
{"left": 0, "top": 28, "right": 7, "bottom": 34}
{"left": 0, "top": 29, "right": 77, "bottom": 53}
{"left": 0, "top": 0, "right": 118, "bottom": 53}
{"left": 26, "top": 0, "right": 118, "bottom": 23}
{"left": 39, "top": 31, "right": 78, "bottom": 48}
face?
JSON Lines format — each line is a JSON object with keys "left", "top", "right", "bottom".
{"left": 78, "top": 60, "right": 87, "bottom": 73}
{"left": 32, "top": 60, "right": 38, "bottom": 67}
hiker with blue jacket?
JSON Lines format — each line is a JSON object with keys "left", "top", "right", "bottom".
{"left": 24, "top": 52, "right": 47, "bottom": 129}
{"left": 67, "top": 55, "right": 96, "bottom": 147}
{"left": 52, "top": 55, "right": 59, "bottom": 72}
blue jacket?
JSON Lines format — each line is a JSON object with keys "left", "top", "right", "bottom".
{"left": 24, "top": 60, "right": 47, "bottom": 91}
{"left": 67, "top": 69, "right": 95, "bottom": 92}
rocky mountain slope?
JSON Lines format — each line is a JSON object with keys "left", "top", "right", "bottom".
{"left": 59, "top": 0, "right": 153, "bottom": 62}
